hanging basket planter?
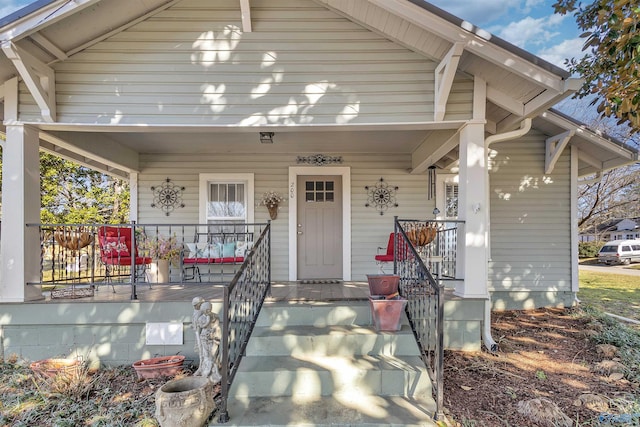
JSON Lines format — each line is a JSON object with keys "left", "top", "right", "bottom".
{"left": 267, "top": 204, "right": 278, "bottom": 220}
{"left": 132, "top": 355, "right": 185, "bottom": 380}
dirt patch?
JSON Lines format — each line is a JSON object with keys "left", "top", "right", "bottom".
{"left": 443, "top": 307, "right": 639, "bottom": 426}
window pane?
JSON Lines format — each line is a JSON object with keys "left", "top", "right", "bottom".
{"left": 326, "top": 192, "right": 334, "bottom": 202}
{"left": 317, "top": 193, "right": 324, "bottom": 202}
{"left": 207, "top": 182, "right": 246, "bottom": 220}
{"left": 326, "top": 182, "right": 334, "bottom": 191}
{"left": 306, "top": 181, "right": 314, "bottom": 191}
{"left": 316, "top": 181, "right": 324, "bottom": 191}
{"left": 445, "top": 183, "right": 458, "bottom": 218}
{"left": 306, "top": 192, "right": 314, "bottom": 202}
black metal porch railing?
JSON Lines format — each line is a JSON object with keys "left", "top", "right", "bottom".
{"left": 29, "top": 221, "right": 273, "bottom": 423}
{"left": 27, "top": 222, "right": 270, "bottom": 299}
{"left": 394, "top": 217, "right": 460, "bottom": 421}
{"left": 217, "top": 222, "right": 271, "bottom": 423}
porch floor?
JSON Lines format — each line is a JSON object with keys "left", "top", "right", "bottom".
{"left": 35, "top": 281, "right": 372, "bottom": 304}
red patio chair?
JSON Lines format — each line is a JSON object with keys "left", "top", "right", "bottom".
{"left": 375, "top": 233, "right": 395, "bottom": 273}
{"left": 98, "top": 226, "right": 152, "bottom": 292}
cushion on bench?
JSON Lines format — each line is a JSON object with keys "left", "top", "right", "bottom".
{"left": 182, "top": 256, "right": 245, "bottom": 264}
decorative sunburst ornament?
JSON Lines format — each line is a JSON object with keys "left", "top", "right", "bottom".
{"left": 151, "top": 178, "right": 185, "bottom": 216}
{"left": 365, "top": 177, "right": 399, "bottom": 215}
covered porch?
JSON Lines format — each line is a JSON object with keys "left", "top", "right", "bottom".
{"left": 0, "top": 218, "right": 483, "bottom": 423}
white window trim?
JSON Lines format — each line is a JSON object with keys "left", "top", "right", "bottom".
{"left": 199, "top": 173, "right": 255, "bottom": 224}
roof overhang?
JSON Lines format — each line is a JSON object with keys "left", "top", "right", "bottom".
{"left": 535, "top": 110, "right": 639, "bottom": 177}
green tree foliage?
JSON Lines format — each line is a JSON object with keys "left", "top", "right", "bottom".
{"left": 39, "top": 153, "right": 129, "bottom": 224}
{"left": 1, "top": 149, "right": 129, "bottom": 224}
{"left": 554, "top": 0, "right": 640, "bottom": 131}
{"left": 578, "top": 241, "right": 605, "bottom": 257}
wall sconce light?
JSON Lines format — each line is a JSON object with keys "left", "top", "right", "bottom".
{"left": 433, "top": 207, "right": 440, "bottom": 217}
{"left": 259, "top": 132, "right": 274, "bottom": 144}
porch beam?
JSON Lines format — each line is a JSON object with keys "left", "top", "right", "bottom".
{"left": 30, "top": 33, "right": 68, "bottom": 61}
{"left": 434, "top": 42, "right": 464, "bottom": 121}
{"left": 437, "top": 155, "right": 458, "bottom": 171}
{"left": 1, "top": 42, "right": 56, "bottom": 122}
{"left": 486, "top": 86, "right": 524, "bottom": 116}
{"left": 545, "top": 130, "right": 574, "bottom": 174}
{"left": 39, "top": 141, "right": 130, "bottom": 178}
{"left": 578, "top": 149, "right": 603, "bottom": 170}
{"left": 39, "top": 130, "right": 140, "bottom": 173}
{"left": 239, "top": 0, "right": 252, "bottom": 32}
{"left": 485, "top": 119, "right": 497, "bottom": 135}
{"left": 411, "top": 129, "right": 460, "bottom": 173}
{"left": 496, "top": 80, "right": 582, "bottom": 133}
{"left": 578, "top": 171, "right": 602, "bottom": 186}
{"left": 524, "top": 79, "right": 582, "bottom": 117}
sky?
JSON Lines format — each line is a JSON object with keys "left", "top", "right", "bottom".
{"left": 428, "top": 0, "right": 582, "bottom": 70}
{"left": 1, "top": 0, "right": 583, "bottom": 70}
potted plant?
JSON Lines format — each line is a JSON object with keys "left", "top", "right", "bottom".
{"left": 144, "top": 234, "right": 180, "bottom": 283}
{"left": 259, "top": 191, "right": 285, "bottom": 220}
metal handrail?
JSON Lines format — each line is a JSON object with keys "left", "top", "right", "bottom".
{"left": 394, "top": 217, "right": 451, "bottom": 420}
{"left": 217, "top": 222, "right": 271, "bottom": 423}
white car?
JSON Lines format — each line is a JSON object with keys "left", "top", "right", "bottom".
{"left": 598, "top": 240, "right": 640, "bottom": 265}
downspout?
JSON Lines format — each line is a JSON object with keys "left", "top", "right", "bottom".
{"left": 482, "top": 118, "right": 532, "bottom": 352}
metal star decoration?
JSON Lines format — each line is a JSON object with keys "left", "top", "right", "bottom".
{"left": 151, "top": 178, "right": 185, "bottom": 216}
{"left": 365, "top": 177, "right": 399, "bottom": 215}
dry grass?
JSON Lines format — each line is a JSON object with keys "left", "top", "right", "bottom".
{"left": 0, "top": 354, "right": 196, "bottom": 427}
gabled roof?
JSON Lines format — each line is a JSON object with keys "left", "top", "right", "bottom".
{"left": 0, "top": 0, "right": 637, "bottom": 178}
{"left": 0, "top": 0, "right": 576, "bottom": 128}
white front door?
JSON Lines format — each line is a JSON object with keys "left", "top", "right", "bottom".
{"left": 296, "top": 175, "right": 343, "bottom": 279}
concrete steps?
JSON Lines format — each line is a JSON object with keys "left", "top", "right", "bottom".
{"left": 218, "top": 301, "right": 437, "bottom": 426}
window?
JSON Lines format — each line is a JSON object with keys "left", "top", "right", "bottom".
{"left": 199, "top": 174, "right": 254, "bottom": 230}
{"left": 444, "top": 182, "right": 458, "bottom": 218}
{"left": 207, "top": 183, "right": 245, "bottom": 221}
{"left": 305, "top": 180, "right": 335, "bottom": 203}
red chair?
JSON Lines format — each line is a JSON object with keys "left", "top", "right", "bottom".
{"left": 98, "top": 226, "right": 152, "bottom": 291}
{"left": 375, "top": 233, "right": 395, "bottom": 273}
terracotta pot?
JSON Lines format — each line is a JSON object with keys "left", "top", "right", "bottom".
{"left": 366, "top": 274, "right": 400, "bottom": 296}
{"left": 30, "top": 358, "right": 82, "bottom": 380}
{"left": 132, "top": 355, "right": 185, "bottom": 380}
{"left": 155, "top": 376, "right": 215, "bottom": 427}
{"left": 369, "top": 296, "right": 407, "bottom": 331}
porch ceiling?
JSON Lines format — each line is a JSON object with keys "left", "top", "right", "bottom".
{"left": 40, "top": 126, "right": 450, "bottom": 155}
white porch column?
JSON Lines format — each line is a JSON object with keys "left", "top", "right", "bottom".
{"left": 129, "top": 172, "right": 138, "bottom": 222}
{"left": 0, "top": 124, "right": 43, "bottom": 302}
{"left": 456, "top": 122, "right": 489, "bottom": 298}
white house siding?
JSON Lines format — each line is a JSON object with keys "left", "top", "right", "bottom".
{"left": 137, "top": 153, "right": 434, "bottom": 281}
{"left": 17, "top": 0, "right": 472, "bottom": 125}
{"left": 488, "top": 130, "right": 573, "bottom": 310}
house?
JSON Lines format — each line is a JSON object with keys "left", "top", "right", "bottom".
{"left": 0, "top": 0, "right": 638, "bottom": 421}
{"left": 580, "top": 218, "right": 640, "bottom": 242}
